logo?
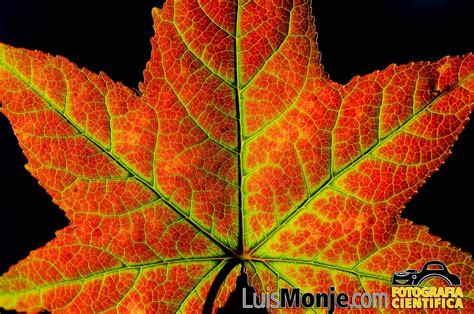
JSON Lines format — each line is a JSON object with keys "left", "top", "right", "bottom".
{"left": 392, "top": 260, "right": 460, "bottom": 286}
{"left": 391, "top": 260, "right": 463, "bottom": 310}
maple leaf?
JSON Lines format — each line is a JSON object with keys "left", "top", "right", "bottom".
{"left": 0, "top": 0, "right": 473, "bottom": 312}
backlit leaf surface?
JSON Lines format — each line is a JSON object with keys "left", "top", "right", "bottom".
{"left": 0, "top": 0, "right": 473, "bottom": 312}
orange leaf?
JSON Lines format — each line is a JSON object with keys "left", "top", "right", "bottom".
{"left": 0, "top": 1, "right": 473, "bottom": 312}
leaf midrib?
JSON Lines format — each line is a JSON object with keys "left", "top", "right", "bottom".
{"left": 235, "top": 0, "right": 245, "bottom": 256}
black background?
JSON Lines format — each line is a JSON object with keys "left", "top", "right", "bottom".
{"left": 0, "top": 0, "right": 472, "bottom": 280}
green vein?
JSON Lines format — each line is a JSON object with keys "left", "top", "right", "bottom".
{"left": 239, "top": 5, "right": 294, "bottom": 92}
{"left": 169, "top": 21, "right": 235, "bottom": 88}
{"left": 197, "top": 0, "right": 236, "bottom": 38}
{"left": 110, "top": 268, "right": 141, "bottom": 311}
